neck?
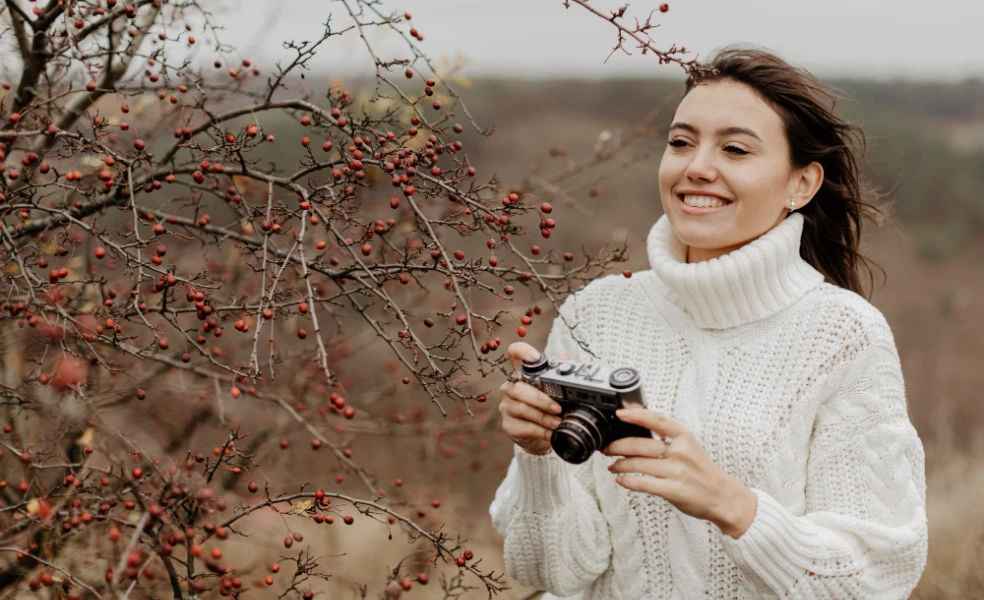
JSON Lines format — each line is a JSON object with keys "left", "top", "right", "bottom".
{"left": 686, "top": 244, "right": 740, "bottom": 264}
{"left": 646, "top": 212, "right": 826, "bottom": 329}
{"left": 685, "top": 215, "right": 787, "bottom": 264}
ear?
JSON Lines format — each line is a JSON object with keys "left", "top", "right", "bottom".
{"left": 791, "top": 161, "right": 824, "bottom": 211}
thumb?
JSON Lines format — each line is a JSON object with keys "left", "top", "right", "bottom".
{"left": 508, "top": 342, "right": 541, "bottom": 377}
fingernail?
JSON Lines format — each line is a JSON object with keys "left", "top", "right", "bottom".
{"left": 550, "top": 403, "right": 562, "bottom": 414}
{"left": 550, "top": 416, "right": 562, "bottom": 427}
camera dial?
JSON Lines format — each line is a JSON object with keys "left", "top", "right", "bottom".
{"left": 609, "top": 367, "right": 639, "bottom": 389}
{"left": 521, "top": 352, "right": 549, "bottom": 375}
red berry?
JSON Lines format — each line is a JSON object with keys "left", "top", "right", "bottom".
{"left": 623, "top": 270, "right": 632, "bottom": 278}
{"left": 248, "top": 482, "right": 258, "bottom": 493}
{"left": 659, "top": 3, "right": 669, "bottom": 12}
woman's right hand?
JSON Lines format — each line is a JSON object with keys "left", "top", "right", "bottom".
{"left": 498, "top": 342, "right": 568, "bottom": 456}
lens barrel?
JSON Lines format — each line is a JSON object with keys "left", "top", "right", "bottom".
{"left": 551, "top": 405, "right": 612, "bottom": 464}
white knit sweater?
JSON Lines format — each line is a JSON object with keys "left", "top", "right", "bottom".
{"left": 489, "top": 212, "right": 928, "bottom": 599}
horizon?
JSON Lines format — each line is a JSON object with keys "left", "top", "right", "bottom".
{"left": 219, "top": 0, "right": 982, "bottom": 84}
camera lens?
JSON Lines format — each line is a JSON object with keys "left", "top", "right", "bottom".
{"left": 551, "top": 405, "right": 612, "bottom": 464}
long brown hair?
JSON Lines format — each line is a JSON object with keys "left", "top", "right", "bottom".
{"left": 683, "top": 43, "right": 889, "bottom": 298}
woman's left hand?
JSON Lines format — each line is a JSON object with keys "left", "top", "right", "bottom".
{"left": 602, "top": 406, "right": 758, "bottom": 539}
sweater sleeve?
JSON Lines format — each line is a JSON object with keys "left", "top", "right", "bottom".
{"left": 488, "top": 292, "right": 612, "bottom": 597}
{"left": 719, "top": 320, "right": 928, "bottom": 599}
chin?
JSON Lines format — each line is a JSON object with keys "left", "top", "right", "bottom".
{"left": 666, "top": 213, "right": 734, "bottom": 249}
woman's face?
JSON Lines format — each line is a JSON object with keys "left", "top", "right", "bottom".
{"left": 657, "top": 79, "right": 823, "bottom": 263}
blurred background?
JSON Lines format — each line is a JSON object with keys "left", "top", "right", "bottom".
{"left": 6, "top": 0, "right": 980, "bottom": 597}
{"left": 206, "top": 1, "right": 984, "bottom": 598}
{"left": 294, "top": 75, "right": 984, "bottom": 599}
{"left": 185, "top": 2, "right": 982, "bottom": 596}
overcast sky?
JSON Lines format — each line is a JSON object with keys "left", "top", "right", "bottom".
{"left": 212, "top": 0, "right": 982, "bottom": 82}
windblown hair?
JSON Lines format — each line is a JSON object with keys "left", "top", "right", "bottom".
{"left": 684, "top": 43, "right": 889, "bottom": 298}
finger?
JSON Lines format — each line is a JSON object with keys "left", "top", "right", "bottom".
{"left": 503, "top": 415, "right": 555, "bottom": 443}
{"left": 502, "top": 397, "right": 563, "bottom": 431}
{"left": 507, "top": 342, "right": 541, "bottom": 377}
{"left": 615, "top": 408, "right": 689, "bottom": 438}
{"left": 608, "top": 457, "right": 672, "bottom": 477}
{"left": 503, "top": 380, "right": 563, "bottom": 416}
{"left": 615, "top": 472, "right": 674, "bottom": 497}
{"left": 603, "top": 436, "right": 666, "bottom": 459}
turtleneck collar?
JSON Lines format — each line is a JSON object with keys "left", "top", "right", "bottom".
{"left": 646, "top": 212, "right": 826, "bottom": 330}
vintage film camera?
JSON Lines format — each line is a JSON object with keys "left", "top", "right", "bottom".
{"left": 521, "top": 352, "right": 652, "bottom": 464}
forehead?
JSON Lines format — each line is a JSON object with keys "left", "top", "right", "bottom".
{"left": 673, "top": 80, "right": 784, "bottom": 140}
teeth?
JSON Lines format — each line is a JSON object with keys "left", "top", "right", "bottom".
{"left": 682, "top": 194, "right": 729, "bottom": 208}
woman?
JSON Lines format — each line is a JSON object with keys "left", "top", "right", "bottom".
{"left": 489, "top": 44, "right": 928, "bottom": 600}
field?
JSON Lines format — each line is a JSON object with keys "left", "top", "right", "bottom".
{"left": 267, "top": 76, "right": 984, "bottom": 598}
{"left": 4, "top": 73, "right": 983, "bottom": 599}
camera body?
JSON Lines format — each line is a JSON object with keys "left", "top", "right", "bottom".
{"left": 521, "top": 352, "right": 652, "bottom": 464}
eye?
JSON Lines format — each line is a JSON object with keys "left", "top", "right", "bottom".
{"left": 667, "top": 139, "right": 749, "bottom": 155}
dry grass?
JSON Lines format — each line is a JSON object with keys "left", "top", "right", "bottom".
{"left": 913, "top": 436, "right": 984, "bottom": 599}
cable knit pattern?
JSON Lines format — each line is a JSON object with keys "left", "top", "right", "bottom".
{"left": 488, "top": 213, "right": 928, "bottom": 599}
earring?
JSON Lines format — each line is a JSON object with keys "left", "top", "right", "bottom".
{"left": 789, "top": 198, "right": 796, "bottom": 212}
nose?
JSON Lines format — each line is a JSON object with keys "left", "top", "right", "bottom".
{"left": 684, "top": 146, "right": 718, "bottom": 182}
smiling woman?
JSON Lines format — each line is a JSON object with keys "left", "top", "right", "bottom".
{"left": 658, "top": 50, "right": 886, "bottom": 286}
{"left": 490, "top": 43, "right": 927, "bottom": 600}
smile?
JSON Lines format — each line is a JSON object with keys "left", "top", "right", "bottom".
{"left": 678, "top": 194, "right": 732, "bottom": 215}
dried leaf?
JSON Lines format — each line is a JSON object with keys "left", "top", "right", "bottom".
{"left": 132, "top": 95, "right": 156, "bottom": 118}
{"left": 76, "top": 427, "right": 94, "bottom": 446}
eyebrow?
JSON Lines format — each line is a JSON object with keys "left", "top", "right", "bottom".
{"left": 669, "top": 122, "right": 763, "bottom": 142}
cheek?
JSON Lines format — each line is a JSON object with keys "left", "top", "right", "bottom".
{"left": 657, "top": 156, "right": 678, "bottom": 201}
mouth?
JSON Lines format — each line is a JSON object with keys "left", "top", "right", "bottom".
{"left": 677, "top": 193, "right": 733, "bottom": 214}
